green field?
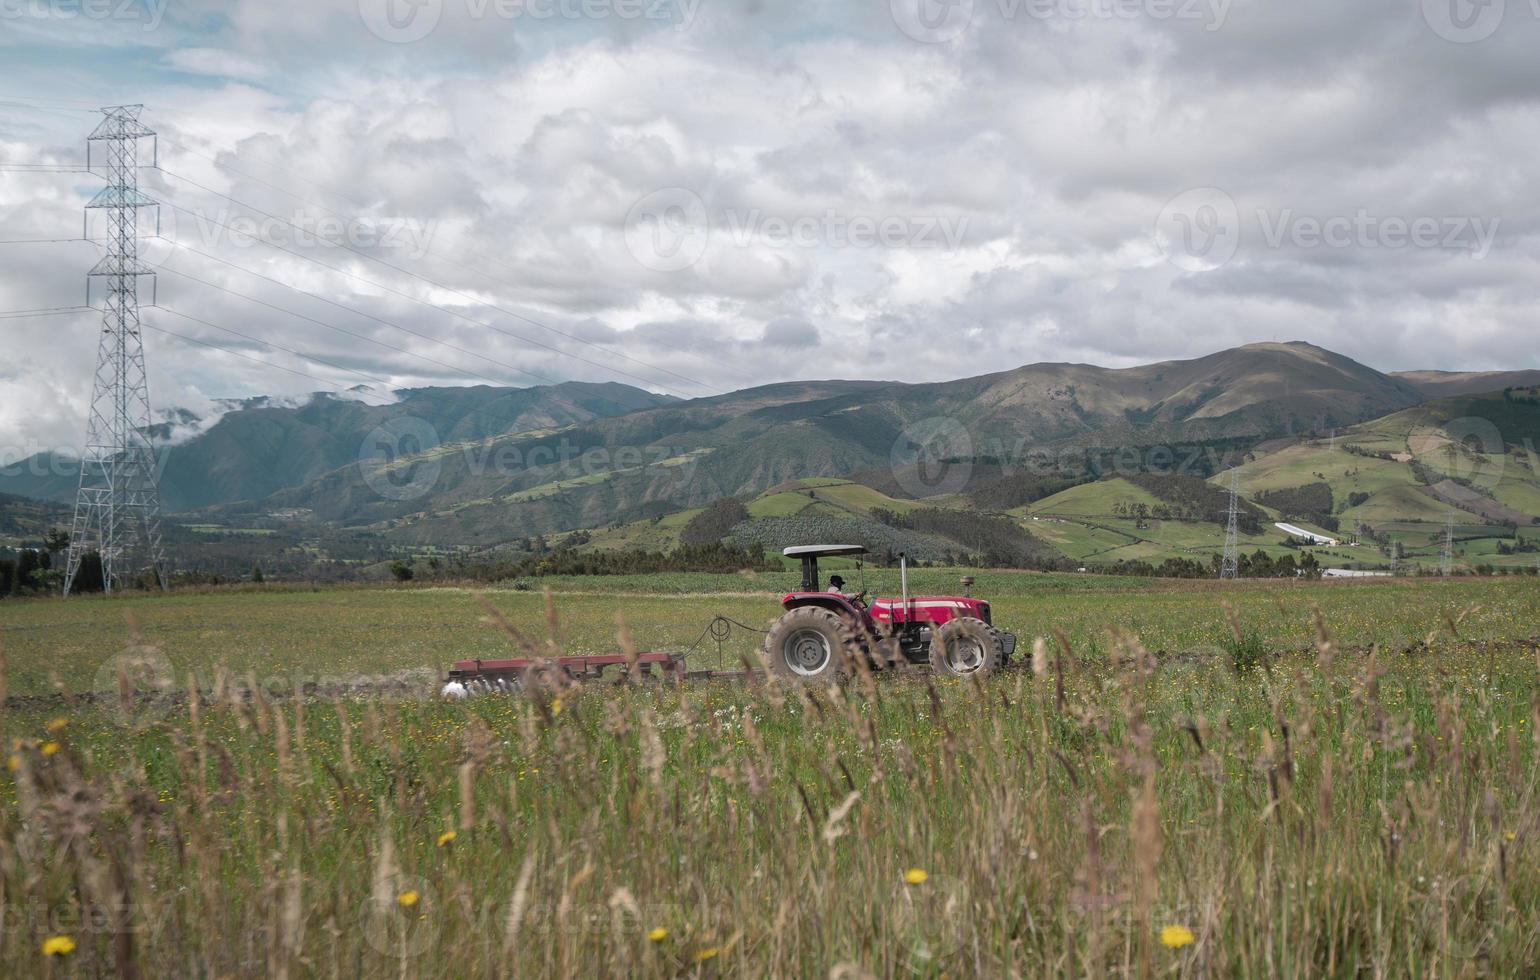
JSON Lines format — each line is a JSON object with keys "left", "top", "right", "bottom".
{"left": 745, "top": 491, "right": 822, "bottom": 518}
{"left": 2, "top": 574, "right": 1539, "bottom": 975}
{"left": 7, "top": 573, "right": 1538, "bottom": 695}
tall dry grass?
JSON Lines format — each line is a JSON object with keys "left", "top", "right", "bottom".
{"left": 0, "top": 606, "right": 1537, "bottom": 976}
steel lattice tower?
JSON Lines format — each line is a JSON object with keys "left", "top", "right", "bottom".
{"left": 63, "top": 105, "right": 167, "bottom": 596}
{"left": 1440, "top": 515, "right": 1454, "bottom": 578}
{"left": 1219, "top": 469, "right": 1240, "bottom": 580}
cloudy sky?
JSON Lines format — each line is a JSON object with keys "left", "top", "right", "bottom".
{"left": 3, "top": 0, "right": 1539, "bottom": 454}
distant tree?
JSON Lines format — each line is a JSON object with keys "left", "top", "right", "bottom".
{"left": 681, "top": 498, "right": 751, "bottom": 547}
{"left": 1255, "top": 482, "right": 1336, "bottom": 530}
{"left": 872, "top": 507, "right": 1051, "bottom": 568}
{"left": 389, "top": 560, "right": 414, "bottom": 582}
{"left": 71, "top": 552, "right": 104, "bottom": 593}
{"left": 44, "top": 528, "right": 70, "bottom": 553}
{"left": 12, "top": 550, "right": 41, "bottom": 595}
{"left": 251, "top": 566, "right": 265, "bottom": 584}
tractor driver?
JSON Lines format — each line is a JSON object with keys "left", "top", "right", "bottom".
{"left": 826, "top": 574, "right": 866, "bottom": 606}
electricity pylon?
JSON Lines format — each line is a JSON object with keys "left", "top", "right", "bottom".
{"left": 63, "top": 105, "right": 168, "bottom": 596}
{"left": 1220, "top": 469, "right": 1240, "bottom": 580}
{"left": 1439, "top": 515, "right": 1454, "bottom": 578}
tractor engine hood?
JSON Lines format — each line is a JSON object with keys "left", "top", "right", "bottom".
{"left": 868, "top": 596, "right": 991, "bottom": 627}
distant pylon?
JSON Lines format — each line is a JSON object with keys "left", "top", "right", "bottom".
{"left": 63, "top": 105, "right": 168, "bottom": 596}
{"left": 1439, "top": 515, "right": 1454, "bottom": 578}
{"left": 1220, "top": 469, "right": 1240, "bottom": 580}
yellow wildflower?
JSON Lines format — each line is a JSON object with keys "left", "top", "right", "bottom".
{"left": 398, "top": 890, "right": 420, "bottom": 909}
{"left": 41, "top": 936, "right": 76, "bottom": 957}
{"left": 694, "top": 947, "right": 719, "bottom": 962}
{"left": 551, "top": 697, "right": 564, "bottom": 717}
{"left": 41, "top": 742, "right": 60, "bottom": 757}
{"left": 46, "top": 718, "right": 68, "bottom": 733}
{"left": 6, "top": 755, "right": 19, "bottom": 772}
{"left": 1160, "top": 925, "right": 1196, "bottom": 948}
{"left": 647, "top": 927, "right": 668, "bottom": 942}
{"left": 904, "top": 868, "right": 928, "bottom": 886}
{"left": 437, "top": 830, "right": 457, "bottom": 847}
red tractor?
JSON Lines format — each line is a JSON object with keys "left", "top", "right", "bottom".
{"left": 763, "top": 545, "right": 1017, "bottom": 683}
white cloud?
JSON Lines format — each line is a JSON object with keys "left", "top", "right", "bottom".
{"left": 164, "top": 47, "right": 271, "bottom": 81}
{"left": 1, "top": 0, "right": 1539, "bottom": 454}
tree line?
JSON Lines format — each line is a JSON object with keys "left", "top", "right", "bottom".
{"left": 869, "top": 507, "right": 1054, "bottom": 568}
{"left": 417, "top": 540, "right": 780, "bottom": 582}
{"left": 1123, "top": 474, "right": 1265, "bottom": 533}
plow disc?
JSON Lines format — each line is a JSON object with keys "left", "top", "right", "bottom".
{"left": 442, "top": 652, "right": 688, "bottom": 697}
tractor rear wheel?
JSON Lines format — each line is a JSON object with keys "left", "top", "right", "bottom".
{"left": 929, "top": 617, "right": 1004, "bottom": 678}
{"left": 764, "top": 606, "right": 853, "bottom": 684}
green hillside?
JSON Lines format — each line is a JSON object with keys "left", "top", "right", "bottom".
{"left": 569, "top": 479, "right": 940, "bottom": 557}
{"left": 0, "top": 493, "right": 70, "bottom": 548}
{"left": 1020, "top": 478, "right": 1165, "bottom": 518}
{"left": 1216, "top": 391, "right": 1540, "bottom": 570}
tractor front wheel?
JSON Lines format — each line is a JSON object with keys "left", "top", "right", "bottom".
{"left": 929, "top": 617, "right": 1004, "bottom": 678}
{"left": 764, "top": 606, "right": 853, "bottom": 684}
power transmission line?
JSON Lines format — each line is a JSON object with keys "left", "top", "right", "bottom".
{"left": 154, "top": 195, "right": 697, "bottom": 398}
{"left": 149, "top": 238, "right": 571, "bottom": 389}
{"left": 0, "top": 95, "right": 112, "bottom": 108}
{"left": 152, "top": 305, "right": 395, "bottom": 390}
{"left": 148, "top": 267, "right": 663, "bottom": 439}
{"left": 142, "top": 312, "right": 602, "bottom": 451}
{"left": 0, "top": 237, "right": 102, "bottom": 245}
{"left": 140, "top": 316, "right": 386, "bottom": 392}
{"left": 153, "top": 164, "right": 718, "bottom": 396}
{"left": 153, "top": 137, "right": 718, "bottom": 394}
{"left": 0, "top": 305, "right": 95, "bottom": 319}
{"left": 147, "top": 259, "right": 674, "bottom": 445}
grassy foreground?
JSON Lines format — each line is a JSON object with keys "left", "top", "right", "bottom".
{"left": 0, "top": 575, "right": 1538, "bottom": 975}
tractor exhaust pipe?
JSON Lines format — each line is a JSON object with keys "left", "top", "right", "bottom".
{"left": 899, "top": 553, "right": 909, "bottom": 622}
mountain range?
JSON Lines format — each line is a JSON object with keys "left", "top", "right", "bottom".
{"left": 1, "top": 382, "right": 673, "bottom": 512}
{"left": 5, "top": 341, "right": 1540, "bottom": 565}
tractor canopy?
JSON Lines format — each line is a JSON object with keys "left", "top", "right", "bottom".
{"left": 782, "top": 544, "right": 865, "bottom": 592}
